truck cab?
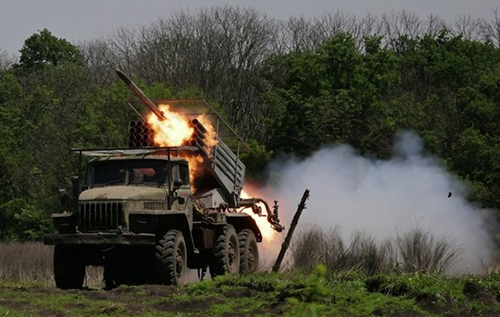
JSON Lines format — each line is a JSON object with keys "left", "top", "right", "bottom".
{"left": 79, "top": 156, "right": 192, "bottom": 233}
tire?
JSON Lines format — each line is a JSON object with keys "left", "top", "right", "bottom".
{"left": 154, "top": 230, "right": 188, "bottom": 285}
{"left": 54, "top": 245, "right": 85, "bottom": 289}
{"left": 210, "top": 224, "right": 240, "bottom": 277}
{"left": 103, "top": 263, "right": 117, "bottom": 290}
{"left": 238, "top": 229, "right": 259, "bottom": 274}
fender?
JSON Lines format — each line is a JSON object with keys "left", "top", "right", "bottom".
{"left": 129, "top": 212, "right": 195, "bottom": 254}
{"left": 226, "top": 213, "right": 262, "bottom": 242}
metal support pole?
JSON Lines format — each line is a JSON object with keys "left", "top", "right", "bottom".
{"left": 272, "top": 189, "right": 310, "bottom": 273}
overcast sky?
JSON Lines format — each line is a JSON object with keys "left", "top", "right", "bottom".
{"left": 1, "top": 0, "right": 499, "bottom": 57}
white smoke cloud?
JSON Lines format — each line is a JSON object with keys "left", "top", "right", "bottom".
{"left": 259, "top": 131, "right": 497, "bottom": 274}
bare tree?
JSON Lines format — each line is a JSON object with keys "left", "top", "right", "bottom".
{"left": 479, "top": 8, "right": 500, "bottom": 47}
{"left": 453, "top": 15, "right": 483, "bottom": 40}
{"left": 424, "top": 14, "right": 447, "bottom": 37}
{"left": 0, "top": 49, "right": 15, "bottom": 72}
{"left": 79, "top": 38, "right": 117, "bottom": 85}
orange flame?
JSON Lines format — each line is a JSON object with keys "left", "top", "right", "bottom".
{"left": 196, "top": 114, "right": 218, "bottom": 148}
{"left": 240, "top": 188, "right": 279, "bottom": 243}
{"left": 146, "top": 104, "right": 218, "bottom": 189}
{"left": 184, "top": 155, "right": 204, "bottom": 188}
{"left": 147, "top": 104, "right": 194, "bottom": 146}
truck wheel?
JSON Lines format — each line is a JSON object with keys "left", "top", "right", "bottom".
{"left": 103, "top": 264, "right": 116, "bottom": 290}
{"left": 103, "top": 263, "right": 122, "bottom": 289}
{"left": 210, "top": 224, "right": 240, "bottom": 277}
{"left": 155, "top": 230, "right": 188, "bottom": 285}
{"left": 238, "top": 229, "right": 259, "bottom": 274}
{"left": 54, "top": 245, "right": 85, "bottom": 289}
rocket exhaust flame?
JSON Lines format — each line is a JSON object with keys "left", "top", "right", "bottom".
{"left": 146, "top": 104, "right": 196, "bottom": 147}
{"left": 145, "top": 104, "right": 218, "bottom": 188}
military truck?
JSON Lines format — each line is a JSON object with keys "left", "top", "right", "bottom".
{"left": 43, "top": 71, "right": 283, "bottom": 289}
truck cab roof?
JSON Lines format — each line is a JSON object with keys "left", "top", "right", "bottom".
{"left": 89, "top": 155, "right": 187, "bottom": 163}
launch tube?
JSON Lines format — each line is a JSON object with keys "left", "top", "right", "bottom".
{"left": 192, "top": 119, "right": 208, "bottom": 133}
{"left": 115, "top": 69, "right": 166, "bottom": 121}
{"left": 195, "top": 135, "right": 206, "bottom": 147}
{"left": 190, "top": 141, "right": 208, "bottom": 158}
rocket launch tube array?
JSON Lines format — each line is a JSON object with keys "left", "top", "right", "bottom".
{"left": 118, "top": 68, "right": 245, "bottom": 208}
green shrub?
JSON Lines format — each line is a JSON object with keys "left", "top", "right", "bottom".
{"left": 0, "top": 198, "right": 54, "bottom": 241}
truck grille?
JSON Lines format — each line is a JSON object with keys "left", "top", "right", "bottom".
{"left": 78, "top": 202, "right": 124, "bottom": 231}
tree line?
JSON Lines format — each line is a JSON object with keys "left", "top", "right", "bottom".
{"left": 1, "top": 6, "right": 500, "bottom": 241}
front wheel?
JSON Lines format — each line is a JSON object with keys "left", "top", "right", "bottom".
{"left": 54, "top": 245, "right": 85, "bottom": 289}
{"left": 210, "top": 224, "right": 240, "bottom": 277}
{"left": 154, "top": 230, "right": 188, "bottom": 285}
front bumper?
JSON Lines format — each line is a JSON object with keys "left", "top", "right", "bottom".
{"left": 43, "top": 233, "right": 156, "bottom": 246}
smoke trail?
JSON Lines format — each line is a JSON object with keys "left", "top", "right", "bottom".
{"left": 259, "top": 131, "right": 497, "bottom": 273}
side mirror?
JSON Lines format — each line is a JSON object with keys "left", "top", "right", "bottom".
{"left": 71, "top": 175, "right": 81, "bottom": 207}
{"left": 71, "top": 176, "right": 80, "bottom": 194}
{"left": 176, "top": 196, "right": 186, "bottom": 204}
{"left": 173, "top": 179, "right": 183, "bottom": 191}
{"left": 58, "top": 188, "right": 70, "bottom": 210}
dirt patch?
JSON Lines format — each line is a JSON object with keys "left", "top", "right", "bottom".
{"left": 414, "top": 293, "right": 450, "bottom": 314}
{"left": 36, "top": 309, "right": 66, "bottom": 317}
{"left": 143, "top": 284, "right": 178, "bottom": 297}
{"left": 80, "top": 290, "right": 112, "bottom": 301}
{"left": 0, "top": 299, "right": 32, "bottom": 312}
{"left": 365, "top": 277, "right": 410, "bottom": 296}
{"left": 387, "top": 311, "right": 425, "bottom": 317}
{"left": 65, "top": 302, "right": 88, "bottom": 310}
{"left": 221, "top": 287, "right": 257, "bottom": 298}
{"left": 80, "top": 285, "right": 146, "bottom": 302}
{"left": 155, "top": 296, "right": 225, "bottom": 314}
{"left": 108, "top": 286, "right": 143, "bottom": 295}
{"left": 463, "top": 280, "right": 497, "bottom": 305}
{"left": 99, "top": 305, "right": 119, "bottom": 315}
{"left": 0, "top": 299, "right": 65, "bottom": 317}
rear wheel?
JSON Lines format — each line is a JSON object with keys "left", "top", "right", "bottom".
{"left": 154, "top": 230, "right": 188, "bottom": 285}
{"left": 54, "top": 245, "right": 85, "bottom": 289}
{"left": 238, "top": 229, "right": 259, "bottom": 274}
{"left": 210, "top": 224, "right": 240, "bottom": 277}
{"left": 103, "top": 263, "right": 118, "bottom": 290}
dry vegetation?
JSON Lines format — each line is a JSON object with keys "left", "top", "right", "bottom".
{"left": 0, "top": 226, "right": 459, "bottom": 286}
{"left": 291, "top": 225, "right": 460, "bottom": 275}
{"left": 0, "top": 243, "right": 102, "bottom": 286}
{"left": 0, "top": 243, "right": 53, "bottom": 282}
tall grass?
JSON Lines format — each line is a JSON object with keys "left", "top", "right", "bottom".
{"left": 395, "top": 227, "right": 458, "bottom": 273}
{"left": 0, "top": 225, "right": 460, "bottom": 285}
{"left": 0, "top": 243, "right": 53, "bottom": 282}
{"left": 291, "top": 225, "right": 460, "bottom": 275}
{"left": 0, "top": 243, "right": 103, "bottom": 286}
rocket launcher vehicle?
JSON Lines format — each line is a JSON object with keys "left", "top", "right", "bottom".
{"left": 116, "top": 69, "right": 283, "bottom": 232}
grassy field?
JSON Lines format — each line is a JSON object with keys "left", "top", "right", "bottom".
{"left": 0, "top": 228, "right": 498, "bottom": 316}
{"left": 1, "top": 269, "right": 500, "bottom": 316}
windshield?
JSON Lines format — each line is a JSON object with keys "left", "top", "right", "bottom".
{"left": 89, "top": 160, "right": 168, "bottom": 187}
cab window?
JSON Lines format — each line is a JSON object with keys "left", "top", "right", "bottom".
{"left": 179, "top": 164, "right": 190, "bottom": 185}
